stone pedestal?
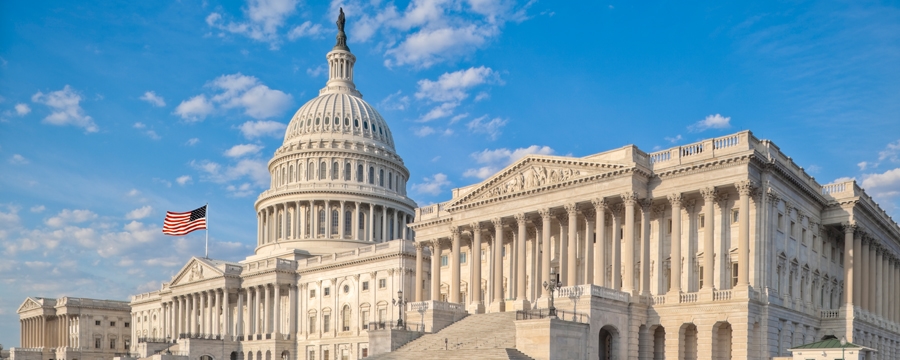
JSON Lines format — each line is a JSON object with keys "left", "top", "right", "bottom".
{"left": 467, "top": 301, "right": 485, "bottom": 314}
{"left": 405, "top": 301, "right": 468, "bottom": 333}
{"left": 510, "top": 298, "right": 532, "bottom": 311}
{"left": 368, "top": 328, "right": 424, "bottom": 356}
{"left": 515, "top": 318, "right": 590, "bottom": 360}
{"left": 699, "top": 288, "right": 715, "bottom": 302}
{"left": 489, "top": 300, "right": 506, "bottom": 313}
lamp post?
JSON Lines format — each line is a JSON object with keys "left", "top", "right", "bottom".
{"left": 392, "top": 290, "right": 406, "bottom": 328}
{"left": 840, "top": 336, "right": 847, "bottom": 360}
{"left": 542, "top": 269, "right": 562, "bottom": 317}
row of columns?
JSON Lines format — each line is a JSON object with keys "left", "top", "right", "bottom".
{"left": 20, "top": 316, "right": 45, "bottom": 348}
{"left": 20, "top": 314, "right": 80, "bottom": 349}
{"left": 257, "top": 201, "right": 410, "bottom": 245}
{"left": 272, "top": 160, "right": 403, "bottom": 196}
{"left": 844, "top": 224, "right": 900, "bottom": 324}
{"left": 413, "top": 182, "right": 757, "bottom": 310}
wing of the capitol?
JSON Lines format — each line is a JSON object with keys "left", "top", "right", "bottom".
{"left": 10, "top": 11, "right": 900, "bottom": 360}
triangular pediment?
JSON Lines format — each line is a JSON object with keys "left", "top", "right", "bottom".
{"left": 17, "top": 297, "right": 44, "bottom": 313}
{"left": 170, "top": 257, "right": 225, "bottom": 286}
{"left": 448, "top": 155, "right": 626, "bottom": 208}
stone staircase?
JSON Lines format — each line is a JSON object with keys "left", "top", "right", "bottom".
{"left": 370, "top": 312, "right": 533, "bottom": 360}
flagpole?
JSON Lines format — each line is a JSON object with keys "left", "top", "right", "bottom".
{"left": 205, "top": 202, "right": 209, "bottom": 259}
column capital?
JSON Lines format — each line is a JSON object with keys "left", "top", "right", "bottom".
{"left": 652, "top": 205, "right": 666, "bottom": 216}
{"left": 531, "top": 219, "right": 543, "bottom": 231}
{"left": 514, "top": 213, "right": 527, "bottom": 224}
{"left": 538, "top": 208, "right": 551, "bottom": 219}
{"left": 842, "top": 222, "right": 857, "bottom": 235}
{"left": 415, "top": 241, "right": 427, "bottom": 250}
{"left": 667, "top": 193, "right": 684, "bottom": 207}
{"left": 581, "top": 208, "right": 596, "bottom": 222}
{"left": 639, "top": 198, "right": 652, "bottom": 212}
{"left": 564, "top": 203, "right": 578, "bottom": 215}
{"left": 620, "top": 192, "right": 638, "bottom": 205}
{"left": 555, "top": 211, "right": 569, "bottom": 224}
{"left": 700, "top": 186, "right": 718, "bottom": 201}
{"left": 449, "top": 226, "right": 460, "bottom": 236}
{"left": 592, "top": 197, "right": 608, "bottom": 209}
{"left": 471, "top": 221, "right": 482, "bottom": 231}
{"left": 737, "top": 180, "right": 756, "bottom": 196}
{"left": 492, "top": 217, "right": 504, "bottom": 228}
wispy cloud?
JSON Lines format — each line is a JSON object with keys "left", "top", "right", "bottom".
{"left": 688, "top": 114, "right": 731, "bottom": 132}
{"left": 175, "top": 73, "right": 292, "bottom": 121}
{"left": 140, "top": 91, "right": 166, "bottom": 107}
{"left": 31, "top": 85, "right": 98, "bottom": 133}
{"left": 466, "top": 115, "right": 507, "bottom": 140}
{"left": 415, "top": 66, "right": 499, "bottom": 122}
{"left": 206, "top": 0, "right": 305, "bottom": 49}
{"left": 463, "top": 145, "right": 555, "bottom": 179}
{"left": 412, "top": 173, "right": 451, "bottom": 196}
{"left": 239, "top": 120, "right": 286, "bottom": 138}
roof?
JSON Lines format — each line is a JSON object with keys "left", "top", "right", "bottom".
{"left": 789, "top": 338, "right": 874, "bottom": 351}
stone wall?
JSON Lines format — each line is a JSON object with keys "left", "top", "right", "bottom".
{"left": 515, "top": 318, "right": 589, "bottom": 360}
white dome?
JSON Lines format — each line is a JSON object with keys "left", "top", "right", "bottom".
{"left": 283, "top": 92, "right": 395, "bottom": 150}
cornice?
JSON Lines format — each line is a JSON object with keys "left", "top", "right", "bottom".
{"left": 295, "top": 251, "right": 415, "bottom": 274}
{"left": 255, "top": 188, "right": 418, "bottom": 209}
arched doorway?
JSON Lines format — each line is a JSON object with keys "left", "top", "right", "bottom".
{"left": 651, "top": 325, "right": 665, "bottom": 360}
{"left": 280, "top": 351, "right": 289, "bottom": 360}
{"left": 712, "top": 321, "right": 732, "bottom": 360}
{"left": 200, "top": 355, "right": 214, "bottom": 360}
{"left": 230, "top": 352, "right": 238, "bottom": 360}
{"left": 680, "top": 323, "right": 698, "bottom": 360}
{"left": 599, "top": 325, "right": 619, "bottom": 360}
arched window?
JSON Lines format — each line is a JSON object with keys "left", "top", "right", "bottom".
{"left": 286, "top": 212, "right": 292, "bottom": 238}
{"left": 308, "top": 162, "right": 315, "bottom": 180}
{"left": 318, "top": 209, "right": 326, "bottom": 235}
{"left": 344, "top": 162, "right": 351, "bottom": 181}
{"left": 307, "top": 310, "right": 317, "bottom": 334}
{"left": 379, "top": 169, "right": 384, "bottom": 187}
{"left": 342, "top": 305, "right": 351, "bottom": 332}
{"left": 357, "top": 164, "right": 363, "bottom": 182}
{"left": 388, "top": 172, "right": 392, "bottom": 189}
{"left": 334, "top": 117, "right": 339, "bottom": 125}
{"left": 331, "top": 210, "right": 339, "bottom": 234}
{"left": 332, "top": 161, "right": 339, "bottom": 179}
{"left": 282, "top": 167, "right": 286, "bottom": 185}
{"left": 363, "top": 121, "right": 369, "bottom": 130}
{"left": 368, "top": 167, "right": 375, "bottom": 184}
{"left": 289, "top": 165, "right": 294, "bottom": 182}
{"left": 319, "top": 161, "right": 327, "bottom": 180}
{"left": 354, "top": 119, "right": 359, "bottom": 127}
{"left": 316, "top": 117, "right": 320, "bottom": 125}
{"left": 344, "top": 118, "right": 349, "bottom": 126}
{"left": 344, "top": 210, "right": 352, "bottom": 235}
{"left": 276, "top": 214, "right": 282, "bottom": 239}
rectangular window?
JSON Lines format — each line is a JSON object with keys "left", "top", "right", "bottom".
{"left": 731, "top": 263, "right": 738, "bottom": 287}
{"left": 308, "top": 315, "right": 316, "bottom": 333}
{"left": 325, "top": 286, "right": 332, "bottom": 296}
{"left": 323, "top": 349, "right": 330, "bottom": 360}
{"left": 790, "top": 222, "right": 796, "bottom": 237}
{"left": 95, "top": 338, "right": 101, "bottom": 349}
{"left": 110, "top": 321, "right": 115, "bottom": 327}
{"left": 361, "top": 310, "right": 369, "bottom": 329}
{"left": 110, "top": 339, "right": 116, "bottom": 349}
{"left": 840, "top": 251, "right": 844, "bottom": 266}
{"left": 362, "top": 281, "right": 369, "bottom": 291}
{"left": 699, "top": 266, "right": 704, "bottom": 289}
{"left": 502, "top": 246, "right": 506, "bottom": 258}
{"left": 802, "top": 229, "right": 807, "bottom": 245}
{"left": 124, "top": 322, "right": 130, "bottom": 328}
{"left": 378, "top": 308, "right": 386, "bottom": 322}
{"left": 309, "top": 350, "right": 316, "bottom": 360}
{"left": 323, "top": 314, "right": 331, "bottom": 332}
{"left": 440, "top": 255, "right": 448, "bottom": 267}
{"left": 378, "top": 279, "right": 386, "bottom": 288}
{"left": 460, "top": 252, "right": 467, "bottom": 264}
{"left": 732, "top": 209, "right": 739, "bottom": 223}
{"left": 832, "top": 246, "right": 837, "bottom": 262}
{"left": 667, "top": 219, "right": 672, "bottom": 234}
{"left": 124, "top": 339, "right": 130, "bottom": 349}
{"left": 699, "top": 214, "right": 705, "bottom": 228}
{"left": 362, "top": 348, "right": 368, "bottom": 358}
{"left": 310, "top": 289, "right": 317, "bottom": 298}
{"left": 778, "top": 213, "right": 784, "bottom": 230}
{"left": 95, "top": 320, "right": 101, "bottom": 326}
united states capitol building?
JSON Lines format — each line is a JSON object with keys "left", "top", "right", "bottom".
{"left": 13, "top": 13, "right": 900, "bottom": 360}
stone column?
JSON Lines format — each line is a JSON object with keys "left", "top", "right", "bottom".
{"left": 415, "top": 242, "right": 424, "bottom": 302}
{"left": 311, "top": 202, "right": 318, "bottom": 238}
{"left": 382, "top": 206, "right": 388, "bottom": 241}
{"left": 289, "top": 285, "right": 297, "bottom": 336}
{"left": 354, "top": 202, "right": 361, "bottom": 240}
{"left": 701, "top": 187, "right": 717, "bottom": 291}
{"left": 471, "top": 222, "right": 485, "bottom": 313}
{"left": 401, "top": 212, "right": 408, "bottom": 240}
{"left": 737, "top": 181, "right": 753, "bottom": 289}
{"left": 861, "top": 237, "right": 870, "bottom": 311}
{"left": 211, "top": 291, "right": 219, "bottom": 337}
{"left": 622, "top": 192, "right": 637, "bottom": 295}
{"left": 491, "top": 218, "right": 506, "bottom": 312}
{"left": 236, "top": 290, "right": 244, "bottom": 338}
{"left": 325, "top": 200, "right": 333, "bottom": 238}
{"left": 263, "top": 285, "right": 271, "bottom": 335}
{"left": 593, "top": 199, "right": 607, "bottom": 287}
{"left": 274, "top": 284, "right": 281, "bottom": 336}
{"left": 612, "top": 205, "right": 622, "bottom": 291}
{"left": 431, "top": 240, "right": 442, "bottom": 301}
{"left": 583, "top": 208, "right": 595, "bottom": 286}
{"left": 338, "top": 201, "right": 345, "bottom": 239}
{"left": 842, "top": 224, "right": 856, "bottom": 307}
{"left": 640, "top": 199, "right": 652, "bottom": 296}
{"left": 281, "top": 204, "right": 287, "bottom": 240}
{"left": 539, "top": 209, "right": 552, "bottom": 300}
{"left": 514, "top": 213, "right": 530, "bottom": 310}
{"left": 223, "top": 289, "right": 230, "bottom": 338}
{"left": 248, "top": 288, "right": 256, "bottom": 337}
{"left": 368, "top": 203, "right": 375, "bottom": 241}
{"left": 875, "top": 248, "right": 883, "bottom": 316}
{"left": 450, "top": 226, "right": 461, "bottom": 303}
{"left": 869, "top": 242, "right": 877, "bottom": 313}
{"left": 668, "top": 194, "right": 683, "bottom": 296}
{"left": 564, "top": 204, "right": 578, "bottom": 286}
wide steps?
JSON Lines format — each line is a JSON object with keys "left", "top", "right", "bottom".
{"left": 397, "top": 312, "right": 519, "bottom": 352}
{"left": 370, "top": 348, "right": 533, "bottom": 360}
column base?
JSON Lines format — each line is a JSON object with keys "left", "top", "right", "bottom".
{"left": 467, "top": 301, "right": 485, "bottom": 314}
{"left": 510, "top": 298, "right": 531, "bottom": 311}
{"left": 489, "top": 300, "right": 506, "bottom": 313}
{"left": 534, "top": 296, "right": 550, "bottom": 310}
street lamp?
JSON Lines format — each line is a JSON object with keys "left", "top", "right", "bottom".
{"left": 542, "top": 269, "right": 562, "bottom": 317}
{"left": 840, "top": 336, "right": 847, "bottom": 360}
{"left": 392, "top": 290, "right": 406, "bottom": 328}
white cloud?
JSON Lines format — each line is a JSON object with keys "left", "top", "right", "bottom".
{"left": 419, "top": 102, "right": 458, "bottom": 122}
{"left": 206, "top": 0, "right": 300, "bottom": 49}
{"left": 466, "top": 115, "right": 508, "bottom": 140}
{"left": 193, "top": 158, "right": 269, "bottom": 187}
{"left": 877, "top": 139, "right": 900, "bottom": 163}
{"left": 413, "top": 126, "right": 436, "bottom": 137}
{"left": 174, "top": 95, "right": 214, "bottom": 121}
{"left": 14, "top": 103, "right": 31, "bottom": 115}
{"left": 306, "top": 65, "right": 326, "bottom": 77}
{"left": 239, "top": 120, "right": 286, "bottom": 138}
{"left": 31, "top": 85, "right": 98, "bottom": 132}
{"left": 140, "top": 91, "right": 166, "bottom": 107}
{"left": 463, "top": 145, "right": 555, "bottom": 179}
{"left": 127, "top": 189, "right": 141, "bottom": 197}
{"left": 416, "top": 66, "right": 498, "bottom": 102}
{"left": 45, "top": 209, "right": 98, "bottom": 227}
{"left": 858, "top": 161, "right": 869, "bottom": 171}
{"left": 386, "top": 25, "right": 497, "bottom": 68}
{"left": 9, "top": 154, "right": 28, "bottom": 165}
{"left": 380, "top": 91, "right": 410, "bottom": 111}
{"left": 287, "top": 21, "right": 324, "bottom": 40}
{"left": 30, "top": 205, "right": 45, "bottom": 213}
{"left": 186, "top": 138, "right": 200, "bottom": 146}
{"left": 862, "top": 168, "right": 900, "bottom": 199}
{"left": 665, "top": 135, "right": 682, "bottom": 143}
{"left": 688, "top": 114, "right": 731, "bottom": 132}
{"left": 177, "top": 74, "right": 292, "bottom": 121}
{"left": 176, "top": 175, "right": 192, "bottom": 186}
{"left": 125, "top": 206, "right": 153, "bottom": 220}
{"left": 412, "top": 173, "right": 451, "bottom": 196}
{"left": 224, "top": 144, "right": 264, "bottom": 158}
{"left": 133, "top": 122, "right": 146, "bottom": 129}
{"left": 226, "top": 182, "right": 256, "bottom": 197}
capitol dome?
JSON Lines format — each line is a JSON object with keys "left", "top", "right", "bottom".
{"left": 253, "top": 11, "right": 416, "bottom": 257}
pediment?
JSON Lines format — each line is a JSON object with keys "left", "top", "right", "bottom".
{"left": 170, "top": 257, "right": 224, "bottom": 286}
{"left": 17, "top": 297, "right": 43, "bottom": 313}
{"left": 448, "top": 156, "right": 626, "bottom": 208}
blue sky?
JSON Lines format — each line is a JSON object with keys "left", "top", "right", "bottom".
{"left": 1, "top": 0, "right": 900, "bottom": 346}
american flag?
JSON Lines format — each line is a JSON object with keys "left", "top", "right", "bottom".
{"left": 162, "top": 205, "right": 207, "bottom": 236}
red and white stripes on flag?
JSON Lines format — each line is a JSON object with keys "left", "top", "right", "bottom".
{"left": 162, "top": 205, "right": 207, "bottom": 236}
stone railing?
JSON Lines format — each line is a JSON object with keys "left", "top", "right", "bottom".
{"left": 680, "top": 292, "right": 698, "bottom": 303}
{"left": 651, "top": 295, "right": 666, "bottom": 305}
{"left": 647, "top": 131, "right": 754, "bottom": 168}
{"left": 406, "top": 300, "right": 466, "bottom": 313}
{"left": 820, "top": 309, "right": 840, "bottom": 319}
{"left": 712, "top": 289, "right": 732, "bottom": 301}
{"left": 243, "top": 258, "right": 296, "bottom": 273}
{"left": 297, "top": 239, "right": 415, "bottom": 270}
{"left": 588, "top": 285, "right": 631, "bottom": 303}
{"left": 415, "top": 202, "right": 451, "bottom": 222}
